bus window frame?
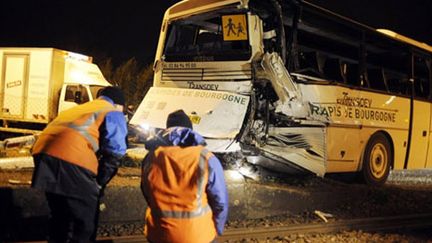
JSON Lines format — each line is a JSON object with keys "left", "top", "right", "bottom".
{"left": 411, "top": 52, "right": 432, "bottom": 101}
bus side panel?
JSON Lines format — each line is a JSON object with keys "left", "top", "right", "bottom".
{"left": 357, "top": 91, "right": 410, "bottom": 170}
{"left": 327, "top": 127, "right": 408, "bottom": 172}
{"left": 357, "top": 127, "right": 406, "bottom": 171}
{"left": 426, "top": 102, "right": 432, "bottom": 168}
{"left": 410, "top": 100, "right": 431, "bottom": 169}
{"left": 326, "top": 126, "right": 361, "bottom": 173}
{"left": 387, "top": 129, "right": 409, "bottom": 170}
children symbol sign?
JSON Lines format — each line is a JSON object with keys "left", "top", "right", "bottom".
{"left": 222, "top": 14, "right": 248, "bottom": 41}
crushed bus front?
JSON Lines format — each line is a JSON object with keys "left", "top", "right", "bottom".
{"left": 129, "top": 0, "right": 336, "bottom": 178}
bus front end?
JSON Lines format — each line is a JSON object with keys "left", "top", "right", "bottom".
{"left": 130, "top": 0, "right": 326, "bottom": 177}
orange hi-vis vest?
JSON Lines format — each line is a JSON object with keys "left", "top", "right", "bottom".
{"left": 142, "top": 145, "right": 217, "bottom": 243}
{"left": 32, "top": 99, "right": 117, "bottom": 174}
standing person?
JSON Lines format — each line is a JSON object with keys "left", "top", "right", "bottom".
{"left": 141, "top": 109, "right": 229, "bottom": 243}
{"left": 31, "top": 86, "right": 128, "bottom": 243}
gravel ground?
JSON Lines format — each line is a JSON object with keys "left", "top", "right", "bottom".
{"left": 96, "top": 220, "right": 432, "bottom": 243}
{"left": 223, "top": 230, "right": 432, "bottom": 243}
{"left": 221, "top": 168, "right": 432, "bottom": 242}
{"left": 2, "top": 167, "right": 432, "bottom": 242}
{"left": 97, "top": 223, "right": 432, "bottom": 243}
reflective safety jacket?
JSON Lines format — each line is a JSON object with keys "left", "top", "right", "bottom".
{"left": 32, "top": 99, "right": 117, "bottom": 174}
{"left": 142, "top": 127, "right": 228, "bottom": 243}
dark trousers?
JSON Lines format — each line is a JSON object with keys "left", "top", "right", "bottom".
{"left": 45, "top": 192, "right": 98, "bottom": 243}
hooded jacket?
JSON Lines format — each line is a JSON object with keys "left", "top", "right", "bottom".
{"left": 141, "top": 127, "right": 228, "bottom": 243}
{"left": 31, "top": 96, "right": 127, "bottom": 198}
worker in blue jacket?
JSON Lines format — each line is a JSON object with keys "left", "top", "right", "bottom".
{"left": 141, "top": 109, "right": 229, "bottom": 243}
{"left": 32, "top": 86, "right": 128, "bottom": 243}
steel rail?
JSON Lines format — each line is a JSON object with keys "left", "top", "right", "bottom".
{"left": 96, "top": 213, "right": 432, "bottom": 242}
{"left": 219, "top": 213, "right": 432, "bottom": 241}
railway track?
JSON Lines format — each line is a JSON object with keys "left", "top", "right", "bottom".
{"left": 96, "top": 213, "right": 432, "bottom": 242}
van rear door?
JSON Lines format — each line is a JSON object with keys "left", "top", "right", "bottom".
{"left": 1, "top": 54, "right": 29, "bottom": 119}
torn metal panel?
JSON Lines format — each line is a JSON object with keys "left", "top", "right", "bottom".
{"left": 245, "top": 154, "right": 309, "bottom": 174}
{"left": 258, "top": 53, "right": 299, "bottom": 102}
{"left": 255, "top": 53, "right": 309, "bottom": 119}
{"left": 257, "top": 126, "right": 327, "bottom": 176}
{"left": 206, "top": 138, "right": 242, "bottom": 153}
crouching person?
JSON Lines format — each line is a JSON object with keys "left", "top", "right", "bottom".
{"left": 31, "top": 86, "right": 128, "bottom": 242}
{"left": 141, "top": 109, "right": 229, "bottom": 243}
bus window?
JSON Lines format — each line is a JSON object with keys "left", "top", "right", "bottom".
{"left": 163, "top": 12, "right": 251, "bottom": 62}
{"left": 343, "top": 62, "right": 361, "bottom": 87}
{"left": 367, "top": 68, "right": 387, "bottom": 91}
{"left": 323, "top": 58, "right": 344, "bottom": 83}
{"left": 296, "top": 51, "right": 323, "bottom": 77}
{"left": 413, "top": 56, "right": 430, "bottom": 99}
{"left": 385, "top": 70, "right": 409, "bottom": 95}
{"left": 365, "top": 31, "right": 411, "bottom": 94}
{"left": 197, "top": 31, "right": 222, "bottom": 47}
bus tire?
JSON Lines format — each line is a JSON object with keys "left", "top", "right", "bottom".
{"left": 361, "top": 133, "right": 392, "bottom": 186}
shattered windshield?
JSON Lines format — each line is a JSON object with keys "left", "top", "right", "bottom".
{"left": 163, "top": 11, "right": 251, "bottom": 62}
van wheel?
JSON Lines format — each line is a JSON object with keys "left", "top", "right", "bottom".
{"left": 361, "top": 133, "right": 392, "bottom": 186}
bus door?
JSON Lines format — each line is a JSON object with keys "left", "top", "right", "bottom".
{"left": 407, "top": 55, "right": 431, "bottom": 169}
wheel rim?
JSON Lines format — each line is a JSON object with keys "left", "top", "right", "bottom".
{"left": 369, "top": 142, "right": 388, "bottom": 179}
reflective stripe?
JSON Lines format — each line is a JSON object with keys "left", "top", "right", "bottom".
{"left": 146, "top": 147, "right": 211, "bottom": 219}
{"left": 196, "top": 149, "right": 208, "bottom": 209}
{"left": 155, "top": 204, "right": 211, "bottom": 219}
{"left": 66, "top": 109, "right": 109, "bottom": 152}
{"left": 68, "top": 112, "right": 98, "bottom": 151}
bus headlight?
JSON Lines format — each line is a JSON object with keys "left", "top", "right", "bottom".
{"left": 129, "top": 123, "right": 155, "bottom": 142}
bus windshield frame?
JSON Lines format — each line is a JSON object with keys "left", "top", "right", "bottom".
{"left": 162, "top": 9, "right": 252, "bottom": 62}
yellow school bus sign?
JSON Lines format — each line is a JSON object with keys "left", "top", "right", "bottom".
{"left": 222, "top": 14, "right": 248, "bottom": 41}
{"left": 188, "top": 114, "right": 201, "bottom": 124}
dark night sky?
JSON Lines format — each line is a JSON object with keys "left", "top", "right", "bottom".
{"left": 0, "top": 0, "right": 431, "bottom": 66}
{"left": 309, "top": 0, "right": 432, "bottom": 45}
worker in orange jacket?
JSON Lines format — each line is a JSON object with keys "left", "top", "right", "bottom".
{"left": 141, "top": 109, "right": 229, "bottom": 243}
{"left": 31, "top": 86, "right": 128, "bottom": 242}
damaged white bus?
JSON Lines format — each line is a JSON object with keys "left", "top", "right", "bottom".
{"left": 130, "top": 0, "right": 432, "bottom": 185}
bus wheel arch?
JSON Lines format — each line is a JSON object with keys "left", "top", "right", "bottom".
{"left": 360, "top": 131, "right": 393, "bottom": 185}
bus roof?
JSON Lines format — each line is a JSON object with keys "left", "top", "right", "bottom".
{"left": 166, "top": 0, "right": 432, "bottom": 53}
{"left": 303, "top": 1, "right": 432, "bottom": 53}
{"left": 377, "top": 29, "right": 432, "bottom": 53}
{"left": 168, "top": 0, "right": 242, "bottom": 17}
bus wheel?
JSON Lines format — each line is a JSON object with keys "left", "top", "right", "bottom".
{"left": 361, "top": 133, "right": 392, "bottom": 185}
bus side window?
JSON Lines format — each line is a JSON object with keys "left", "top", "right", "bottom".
{"left": 343, "top": 62, "right": 361, "bottom": 87}
{"left": 367, "top": 68, "right": 387, "bottom": 91}
{"left": 323, "top": 58, "right": 344, "bottom": 83}
{"left": 414, "top": 79, "right": 430, "bottom": 99}
{"left": 413, "top": 56, "right": 430, "bottom": 99}
{"left": 296, "top": 51, "right": 323, "bottom": 77}
{"left": 385, "top": 71, "right": 409, "bottom": 95}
